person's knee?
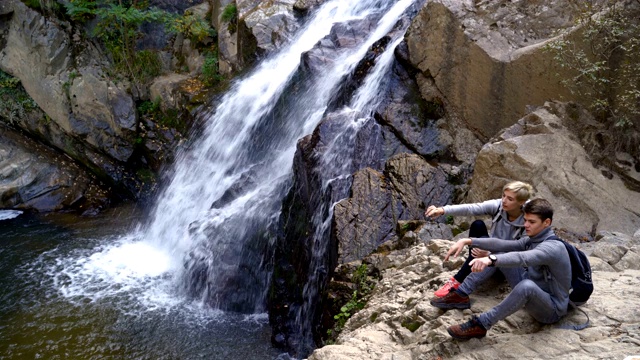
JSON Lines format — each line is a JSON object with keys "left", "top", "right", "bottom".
{"left": 469, "top": 220, "right": 488, "bottom": 238}
{"left": 512, "top": 279, "right": 538, "bottom": 296}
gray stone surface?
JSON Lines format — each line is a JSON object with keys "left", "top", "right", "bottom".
{"left": 308, "top": 234, "right": 640, "bottom": 360}
{"left": 405, "top": 0, "right": 582, "bottom": 140}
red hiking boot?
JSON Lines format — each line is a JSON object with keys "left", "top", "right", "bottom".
{"left": 434, "top": 277, "right": 461, "bottom": 297}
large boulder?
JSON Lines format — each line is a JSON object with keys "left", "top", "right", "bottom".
{"left": 241, "top": 0, "right": 299, "bottom": 53}
{"left": 213, "top": 0, "right": 297, "bottom": 73}
{"left": 405, "top": 0, "right": 581, "bottom": 140}
{"left": 308, "top": 232, "right": 640, "bottom": 360}
{"left": 465, "top": 101, "right": 640, "bottom": 236}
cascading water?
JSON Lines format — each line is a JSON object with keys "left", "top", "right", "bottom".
{"left": 28, "top": 0, "right": 421, "bottom": 358}
{"left": 141, "top": 0, "right": 419, "bottom": 314}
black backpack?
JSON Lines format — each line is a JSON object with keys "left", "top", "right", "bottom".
{"left": 548, "top": 235, "right": 594, "bottom": 330}
{"left": 548, "top": 235, "right": 594, "bottom": 305}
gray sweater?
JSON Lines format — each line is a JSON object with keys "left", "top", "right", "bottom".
{"left": 443, "top": 199, "right": 525, "bottom": 240}
{"left": 471, "top": 227, "right": 571, "bottom": 316}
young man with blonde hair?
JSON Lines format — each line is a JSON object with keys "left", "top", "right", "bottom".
{"left": 425, "top": 181, "right": 534, "bottom": 297}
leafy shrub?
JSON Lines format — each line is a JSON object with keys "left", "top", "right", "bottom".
{"left": 171, "top": 13, "right": 217, "bottom": 44}
{"left": 63, "top": 1, "right": 171, "bottom": 88}
{"left": 22, "top": 0, "right": 62, "bottom": 14}
{"left": 221, "top": 3, "right": 238, "bottom": 23}
{"left": 326, "top": 264, "right": 376, "bottom": 342}
{"left": 221, "top": 3, "right": 238, "bottom": 33}
{"left": 138, "top": 97, "right": 184, "bottom": 132}
{"left": 0, "top": 70, "right": 38, "bottom": 125}
{"left": 201, "top": 51, "right": 224, "bottom": 86}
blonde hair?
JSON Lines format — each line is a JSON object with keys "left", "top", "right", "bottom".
{"left": 503, "top": 181, "right": 534, "bottom": 201}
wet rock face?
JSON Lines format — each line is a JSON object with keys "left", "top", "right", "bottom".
{"left": 300, "top": 16, "right": 379, "bottom": 76}
{"left": 0, "top": 126, "right": 108, "bottom": 213}
{"left": 293, "top": 0, "right": 326, "bottom": 13}
{"left": 242, "top": 0, "right": 299, "bottom": 53}
{"left": 268, "top": 14, "right": 467, "bottom": 351}
{"left": 333, "top": 154, "right": 454, "bottom": 264}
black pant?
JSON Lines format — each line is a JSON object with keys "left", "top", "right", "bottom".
{"left": 453, "top": 219, "right": 489, "bottom": 283}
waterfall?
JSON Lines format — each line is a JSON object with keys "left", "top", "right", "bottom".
{"left": 140, "top": 0, "right": 418, "bottom": 315}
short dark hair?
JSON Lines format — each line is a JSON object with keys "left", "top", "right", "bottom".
{"left": 523, "top": 198, "right": 554, "bottom": 221}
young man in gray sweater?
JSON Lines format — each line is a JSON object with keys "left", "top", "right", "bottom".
{"left": 430, "top": 198, "right": 571, "bottom": 340}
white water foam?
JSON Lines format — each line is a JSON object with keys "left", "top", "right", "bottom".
{"left": 0, "top": 210, "right": 22, "bottom": 221}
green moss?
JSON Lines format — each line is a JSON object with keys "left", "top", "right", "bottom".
{"left": 369, "top": 312, "right": 378, "bottom": 322}
{"left": 401, "top": 319, "right": 424, "bottom": 333}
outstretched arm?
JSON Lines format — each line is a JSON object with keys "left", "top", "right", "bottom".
{"left": 444, "top": 238, "right": 473, "bottom": 261}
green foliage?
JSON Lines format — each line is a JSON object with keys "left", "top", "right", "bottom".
{"left": 201, "top": 51, "right": 224, "bottom": 86}
{"left": 63, "top": 1, "right": 170, "bottom": 88}
{"left": 170, "top": 13, "right": 217, "bottom": 44}
{"left": 332, "top": 291, "right": 364, "bottom": 333}
{"left": 62, "top": 70, "right": 80, "bottom": 96}
{"left": 0, "top": 71, "right": 20, "bottom": 89}
{"left": 221, "top": 3, "right": 238, "bottom": 23}
{"left": 326, "top": 264, "right": 376, "bottom": 341}
{"left": 63, "top": 0, "right": 96, "bottom": 21}
{"left": 546, "top": 1, "right": 640, "bottom": 157}
{"left": 0, "top": 70, "right": 38, "bottom": 125}
{"left": 138, "top": 97, "right": 161, "bottom": 116}
{"left": 132, "top": 50, "right": 163, "bottom": 83}
{"left": 22, "top": 0, "right": 62, "bottom": 14}
{"left": 221, "top": 3, "right": 238, "bottom": 33}
{"left": 138, "top": 98, "right": 184, "bottom": 132}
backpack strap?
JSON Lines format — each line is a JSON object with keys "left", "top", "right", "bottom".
{"left": 491, "top": 203, "right": 502, "bottom": 224}
{"left": 556, "top": 301, "right": 590, "bottom": 330}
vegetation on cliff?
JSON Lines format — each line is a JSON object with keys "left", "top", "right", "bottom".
{"left": 0, "top": 70, "right": 38, "bottom": 124}
{"left": 546, "top": 0, "right": 640, "bottom": 161}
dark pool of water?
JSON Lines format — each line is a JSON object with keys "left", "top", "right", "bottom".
{"left": 0, "top": 207, "right": 287, "bottom": 360}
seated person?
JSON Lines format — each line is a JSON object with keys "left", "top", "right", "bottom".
{"left": 431, "top": 198, "right": 571, "bottom": 340}
{"left": 425, "top": 181, "right": 533, "bottom": 297}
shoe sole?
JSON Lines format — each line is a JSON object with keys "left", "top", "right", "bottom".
{"left": 429, "top": 301, "right": 470, "bottom": 310}
{"left": 447, "top": 328, "right": 486, "bottom": 340}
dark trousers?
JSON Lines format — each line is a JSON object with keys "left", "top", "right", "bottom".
{"left": 453, "top": 220, "right": 488, "bottom": 283}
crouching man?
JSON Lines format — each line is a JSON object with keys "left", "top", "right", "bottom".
{"left": 430, "top": 198, "right": 571, "bottom": 340}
